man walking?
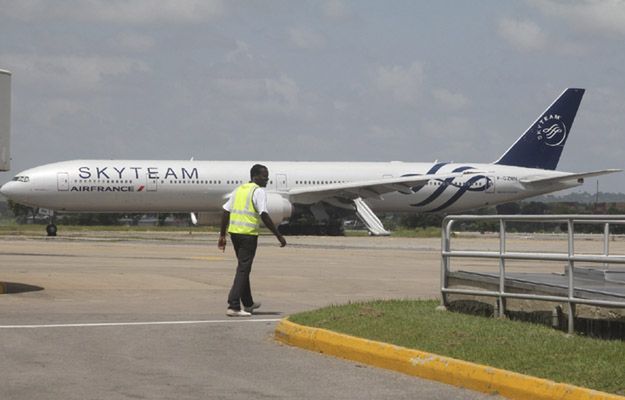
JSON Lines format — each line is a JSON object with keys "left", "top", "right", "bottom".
{"left": 218, "top": 164, "right": 287, "bottom": 317}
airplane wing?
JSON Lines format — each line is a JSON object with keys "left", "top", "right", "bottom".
{"left": 286, "top": 173, "right": 461, "bottom": 204}
{"left": 519, "top": 169, "right": 622, "bottom": 186}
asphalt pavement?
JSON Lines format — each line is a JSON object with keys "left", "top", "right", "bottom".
{"left": 0, "top": 231, "right": 525, "bottom": 399}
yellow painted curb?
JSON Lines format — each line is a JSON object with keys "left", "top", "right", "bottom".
{"left": 275, "top": 319, "right": 625, "bottom": 400}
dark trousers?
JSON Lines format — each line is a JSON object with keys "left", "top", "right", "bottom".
{"left": 227, "top": 233, "right": 258, "bottom": 310}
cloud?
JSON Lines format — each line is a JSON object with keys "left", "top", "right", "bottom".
{"left": 226, "top": 41, "right": 254, "bottom": 63}
{"left": 374, "top": 62, "right": 425, "bottom": 105}
{"left": 365, "top": 125, "right": 405, "bottom": 141}
{"left": 114, "top": 32, "right": 156, "bottom": 52}
{"left": 209, "top": 40, "right": 275, "bottom": 79}
{"left": 498, "top": 18, "right": 547, "bottom": 51}
{"left": 421, "top": 116, "right": 477, "bottom": 157}
{"left": 202, "top": 40, "right": 302, "bottom": 116}
{"left": 265, "top": 76, "right": 299, "bottom": 109}
{"left": 288, "top": 26, "right": 326, "bottom": 50}
{"left": 1, "top": 53, "right": 149, "bottom": 92}
{"left": 432, "top": 89, "right": 469, "bottom": 109}
{"left": 0, "top": 0, "right": 224, "bottom": 23}
{"left": 36, "top": 98, "right": 90, "bottom": 127}
{"left": 322, "top": 0, "right": 350, "bottom": 19}
{"left": 208, "top": 75, "right": 302, "bottom": 117}
{"left": 530, "top": 0, "right": 625, "bottom": 36}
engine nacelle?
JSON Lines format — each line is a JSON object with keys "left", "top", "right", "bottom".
{"left": 265, "top": 193, "right": 293, "bottom": 225}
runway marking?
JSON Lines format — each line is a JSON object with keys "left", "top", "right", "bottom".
{"left": 0, "top": 318, "right": 281, "bottom": 329}
{"left": 188, "top": 256, "right": 226, "bottom": 261}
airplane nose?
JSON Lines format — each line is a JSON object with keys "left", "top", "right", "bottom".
{"left": 0, "top": 181, "right": 14, "bottom": 198}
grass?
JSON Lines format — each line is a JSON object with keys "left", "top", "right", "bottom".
{"left": 390, "top": 227, "right": 441, "bottom": 237}
{"left": 289, "top": 299, "right": 625, "bottom": 395}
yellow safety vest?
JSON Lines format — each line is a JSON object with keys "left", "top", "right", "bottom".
{"left": 228, "top": 182, "right": 260, "bottom": 235}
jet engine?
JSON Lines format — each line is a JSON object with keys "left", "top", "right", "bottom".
{"left": 265, "top": 193, "right": 293, "bottom": 225}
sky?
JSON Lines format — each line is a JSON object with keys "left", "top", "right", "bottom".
{"left": 1, "top": 0, "right": 625, "bottom": 194}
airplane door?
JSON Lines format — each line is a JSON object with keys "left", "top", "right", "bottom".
{"left": 57, "top": 172, "right": 69, "bottom": 191}
{"left": 486, "top": 176, "right": 495, "bottom": 193}
{"left": 146, "top": 173, "right": 158, "bottom": 192}
{"left": 276, "top": 174, "right": 287, "bottom": 191}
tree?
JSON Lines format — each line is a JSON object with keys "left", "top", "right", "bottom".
{"left": 7, "top": 200, "right": 36, "bottom": 224}
{"left": 520, "top": 201, "right": 549, "bottom": 215}
{"left": 496, "top": 202, "right": 521, "bottom": 215}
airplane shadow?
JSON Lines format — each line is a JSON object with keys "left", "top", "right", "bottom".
{"left": 0, "top": 282, "right": 44, "bottom": 294}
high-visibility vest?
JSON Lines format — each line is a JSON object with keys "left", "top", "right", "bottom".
{"left": 228, "top": 182, "right": 260, "bottom": 235}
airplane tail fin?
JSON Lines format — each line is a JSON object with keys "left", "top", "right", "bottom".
{"left": 0, "top": 69, "right": 11, "bottom": 171}
{"left": 494, "top": 88, "right": 584, "bottom": 170}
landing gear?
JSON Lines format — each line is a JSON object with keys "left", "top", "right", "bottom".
{"left": 277, "top": 219, "right": 344, "bottom": 236}
{"left": 45, "top": 211, "right": 57, "bottom": 237}
{"left": 46, "top": 223, "right": 57, "bottom": 237}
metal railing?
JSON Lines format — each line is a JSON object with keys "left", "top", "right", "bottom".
{"left": 441, "top": 215, "right": 625, "bottom": 334}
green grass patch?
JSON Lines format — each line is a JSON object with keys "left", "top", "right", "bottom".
{"left": 391, "top": 227, "right": 441, "bottom": 237}
{"left": 290, "top": 300, "right": 625, "bottom": 395}
{"left": 343, "top": 229, "right": 370, "bottom": 237}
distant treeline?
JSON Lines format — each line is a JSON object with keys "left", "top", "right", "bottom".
{"left": 535, "top": 191, "right": 625, "bottom": 203}
{"left": 0, "top": 199, "right": 190, "bottom": 226}
{"left": 390, "top": 200, "right": 625, "bottom": 233}
{"left": 3, "top": 195, "right": 625, "bottom": 233}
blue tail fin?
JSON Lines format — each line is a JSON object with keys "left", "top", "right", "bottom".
{"left": 494, "top": 88, "right": 585, "bottom": 170}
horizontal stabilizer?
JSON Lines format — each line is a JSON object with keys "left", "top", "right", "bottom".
{"left": 520, "top": 169, "right": 621, "bottom": 185}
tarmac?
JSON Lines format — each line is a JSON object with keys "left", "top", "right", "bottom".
{"left": 0, "top": 231, "right": 504, "bottom": 400}
{"left": 2, "top": 230, "right": 623, "bottom": 399}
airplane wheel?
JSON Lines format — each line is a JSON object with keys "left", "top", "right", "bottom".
{"left": 46, "top": 224, "right": 57, "bottom": 237}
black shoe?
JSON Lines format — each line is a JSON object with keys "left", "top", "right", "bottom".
{"left": 243, "top": 302, "right": 261, "bottom": 313}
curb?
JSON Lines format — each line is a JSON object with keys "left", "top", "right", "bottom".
{"left": 275, "top": 319, "right": 625, "bottom": 400}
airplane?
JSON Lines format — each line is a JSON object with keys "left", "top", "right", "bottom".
{"left": 0, "top": 83, "right": 620, "bottom": 236}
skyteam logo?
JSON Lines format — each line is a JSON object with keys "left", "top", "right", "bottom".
{"left": 536, "top": 114, "right": 567, "bottom": 147}
{"left": 402, "top": 164, "right": 494, "bottom": 212}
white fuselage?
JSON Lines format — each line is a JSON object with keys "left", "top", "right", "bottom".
{"left": 0, "top": 159, "right": 578, "bottom": 214}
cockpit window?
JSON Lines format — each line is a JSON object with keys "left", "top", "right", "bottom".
{"left": 11, "top": 176, "right": 30, "bottom": 182}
